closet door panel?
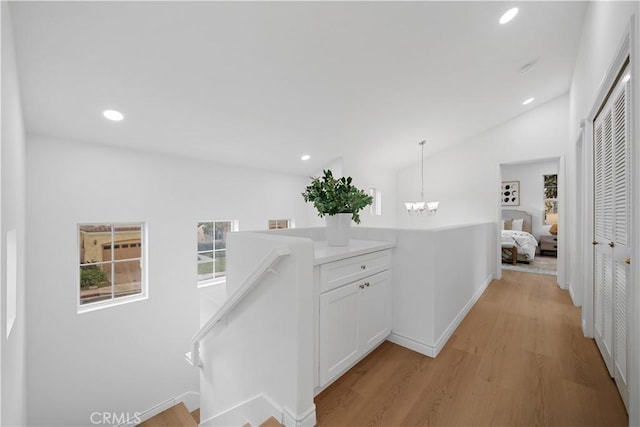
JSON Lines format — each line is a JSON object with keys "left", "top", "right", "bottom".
{"left": 611, "top": 76, "right": 630, "bottom": 409}
{"left": 614, "top": 262, "right": 628, "bottom": 406}
{"left": 592, "top": 65, "right": 631, "bottom": 410}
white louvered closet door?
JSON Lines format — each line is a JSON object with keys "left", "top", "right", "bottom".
{"left": 593, "top": 107, "right": 614, "bottom": 376}
{"left": 593, "top": 64, "right": 631, "bottom": 409}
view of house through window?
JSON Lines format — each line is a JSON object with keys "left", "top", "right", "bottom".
{"left": 268, "top": 219, "right": 291, "bottom": 230}
{"left": 544, "top": 174, "right": 558, "bottom": 221}
{"left": 79, "top": 223, "right": 144, "bottom": 307}
{"left": 197, "top": 220, "right": 238, "bottom": 285}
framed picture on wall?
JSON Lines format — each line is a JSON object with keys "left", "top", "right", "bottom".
{"left": 501, "top": 181, "right": 520, "bottom": 206}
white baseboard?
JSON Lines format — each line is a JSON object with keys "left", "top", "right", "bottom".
{"left": 568, "top": 283, "right": 584, "bottom": 308}
{"left": 118, "top": 390, "right": 200, "bottom": 427}
{"left": 387, "top": 332, "right": 436, "bottom": 358}
{"left": 200, "top": 393, "right": 316, "bottom": 427}
{"left": 432, "top": 274, "right": 492, "bottom": 357}
{"left": 389, "top": 274, "right": 493, "bottom": 359}
{"left": 177, "top": 391, "right": 201, "bottom": 413}
{"left": 283, "top": 404, "right": 317, "bottom": 427}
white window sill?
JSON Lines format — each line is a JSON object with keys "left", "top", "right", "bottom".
{"left": 198, "top": 278, "right": 226, "bottom": 289}
{"left": 77, "top": 293, "right": 148, "bottom": 314}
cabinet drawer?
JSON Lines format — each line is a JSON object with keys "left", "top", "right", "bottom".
{"left": 320, "top": 250, "right": 391, "bottom": 293}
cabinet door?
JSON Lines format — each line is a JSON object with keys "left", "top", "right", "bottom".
{"left": 358, "top": 271, "right": 391, "bottom": 354}
{"left": 319, "top": 282, "right": 359, "bottom": 387}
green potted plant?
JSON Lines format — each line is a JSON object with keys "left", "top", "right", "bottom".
{"left": 302, "top": 170, "right": 373, "bottom": 246}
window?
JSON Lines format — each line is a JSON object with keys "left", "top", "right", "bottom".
{"left": 78, "top": 223, "right": 145, "bottom": 310}
{"left": 544, "top": 174, "right": 558, "bottom": 223}
{"left": 268, "top": 219, "right": 291, "bottom": 230}
{"left": 369, "top": 188, "right": 382, "bottom": 216}
{"left": 197, "top": 220, "right": 238, "bottom": 285}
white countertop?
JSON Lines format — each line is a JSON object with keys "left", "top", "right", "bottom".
{"left": 313, "top": 239, "right": 394, "bottom": 265}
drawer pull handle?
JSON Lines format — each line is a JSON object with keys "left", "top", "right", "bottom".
{"left": 625, "top": 257, "right": 631, "bottom": 265}
{"left": 360, "top": 265, "right": 366, "bottom": 270}
{"left": 592, "top": 240, "right": 598, "bottom": 245}
{"left": 364, "top": 282, "right": 370, "bottom": 288}
{"left": 609, "top": 242, "right": 615, "bottom": 248}
{"left": 359, "top": 284, "right": 365, "bottom": 289}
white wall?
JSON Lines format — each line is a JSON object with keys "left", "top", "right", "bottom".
{"left": 303, "top": 156, "right": 398, "bottom": 229}
{"left": 1, "top": 4, "right": 28, "bottom": 425}
{"left": 25, "top": 135, "right": 312, "bottom": 426}
{"left": 501, "top": 160, "right": 559, "bottom": 239}
{"left": 569, "top": 2, "right": 639, "bottom": 141}
{"left": 567, "top": 2, "right": 640, "bottom": 424}
{"left": 396, "top": 94, "right": 569, "bottom": 230}
{"left": 342, "top": 156, "right": 397, "bottom": 229}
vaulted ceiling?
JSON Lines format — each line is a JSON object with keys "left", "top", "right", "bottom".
{"left": 10, "top": 1, "right": 587, "bottom": 175}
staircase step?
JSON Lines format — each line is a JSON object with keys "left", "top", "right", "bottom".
{"left": 259, "top": 417, "right": 283, "bottom": 427}
{"left": 137, "top": 402, "right": 198, "bottom": 427}
{"left": 191, "top": 408, "right": 200, "bottom": 424}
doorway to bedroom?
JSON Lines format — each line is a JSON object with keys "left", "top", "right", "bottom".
{"left": 500, "top": 158, "right": 560, "bottom": 277}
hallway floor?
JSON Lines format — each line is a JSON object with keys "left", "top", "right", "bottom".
{"left": 315, "top": 270, "right": 627, "bottom": 426}
{"left": 502, "top": 254, "right": 558, "bottom": 276}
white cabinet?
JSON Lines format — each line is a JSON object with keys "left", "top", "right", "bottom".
{"left": 319, "top": 281, "right": 360, "bottom": 386}
{"left": 358, "top": 271, "right": 391, "bottom": 351}
{"left": 317, "top": 250, "right": 391, "bottom": 389}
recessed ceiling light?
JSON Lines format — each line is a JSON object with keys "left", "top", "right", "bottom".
{"left": 522, "top": 97, "right": 534, "bottom": 105}
{"left": 499, "top": 7, "right": 519, "bottom": 24}
{"left": 622, "top": 74, "right": 631, "bottom": 83}
{"left": 301, "top": 154, "right": 311, "bottom": 161}
{"left": 103, "top": 109, "right": 124, "bottom": 121}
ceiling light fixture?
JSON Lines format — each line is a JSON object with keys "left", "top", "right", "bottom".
{"left": 404, "top": 141, "right": 439, "bottom": 216}
{"left": 103, "top": 109, "right": 124, "bottom": 121}
{"left": 522, "top": 97, "right": 534, "bottom": 105}
{"left": 301, "top": 154, "right": 311, "bottom": 161}
{"left": 499, "top": 7, "right": 519, "bottom": 24}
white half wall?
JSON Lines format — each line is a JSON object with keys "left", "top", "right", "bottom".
{"left": 25, "top": 135, "right": 312, "bottom": 426}
{"left": 200, "top": 232, "right": 315, "bottom": 427}
{"left": 390, "top": 223, "right": 495, "bottom": 357}
{"left": 1, "top": 4, "right": 28, "bottom": 425}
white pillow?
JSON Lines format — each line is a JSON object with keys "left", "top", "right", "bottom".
{"left": 511, "top": 219, "right": 524, "bottom": 231}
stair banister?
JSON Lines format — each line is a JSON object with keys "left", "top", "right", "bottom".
{"left": 187, "top": 245, "right": 291, "bottom": 367}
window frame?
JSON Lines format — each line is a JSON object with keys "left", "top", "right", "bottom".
{"left": 197, "top": 220, "right": 239, "bottom": 288}
{"left": 77, "top": 222, "right": 148, "bottom": 314}
{"left": 543, "top": 174, "right": 558, "bottom": 223}
{"left": 268, "top": 219, "right": 291, "bottom": 230}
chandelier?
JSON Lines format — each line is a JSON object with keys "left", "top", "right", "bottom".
{"left": 404, "top": 140, "right": 439, "bottom": 216}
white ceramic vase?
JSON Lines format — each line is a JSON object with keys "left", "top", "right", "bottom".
{"left": 325, "top": 213, "right": 351, "bottom": 246}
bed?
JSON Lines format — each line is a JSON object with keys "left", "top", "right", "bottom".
{"left": 501, "top": 210, "right": 538, "bottom": 263}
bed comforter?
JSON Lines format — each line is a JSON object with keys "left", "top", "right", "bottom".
{"left": 501, "top": 230, "right": 538, "bottom": 261}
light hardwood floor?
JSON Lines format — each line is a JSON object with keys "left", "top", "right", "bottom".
{"left": 315, "top": 270, "right": 628, "bottom": 426}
